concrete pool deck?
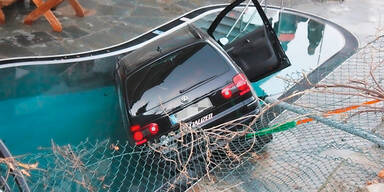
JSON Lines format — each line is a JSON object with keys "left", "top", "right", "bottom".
{"left": 0, "top": 0, "right": 230, "bottom": 59}
{"left": 0, "top": 0, "right": 383, "bottom": 59}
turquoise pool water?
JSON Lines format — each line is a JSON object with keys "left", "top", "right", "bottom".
{"left": 0, "top": 86, "right": 127, "bottom": 154}
{"left": 194, "top": 8, "right": 345, "bottom": 97}
{"left": 0, "top": 9, "right": 345, "bottom": 155}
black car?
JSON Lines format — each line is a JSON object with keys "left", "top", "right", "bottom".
{"left": 115, "top": 0, "right": 290, "bottom": 149}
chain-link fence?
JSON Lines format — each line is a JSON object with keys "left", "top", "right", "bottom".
{"left": 1, "top": 36, "right": 384, "bottom": 192}
{"left": 188, "top": 35, "right": 384, "bottom": 191}
{"left": 0, "top": 114, "right": 274, "bottom": 192}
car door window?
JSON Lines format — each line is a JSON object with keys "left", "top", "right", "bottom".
{"left": 211, "top": 5, "right": 264, "bottom": 45}
{"left": 207, "top": 0, "right": 291, "bottom": 83}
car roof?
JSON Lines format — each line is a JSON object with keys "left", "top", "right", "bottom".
{"left": 119, "top": 24, "right": 208, "bottom": 74}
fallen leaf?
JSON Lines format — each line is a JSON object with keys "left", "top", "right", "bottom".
{"left": 366, "top": 179, "right": 379, "bottom": 186}
{"left": 20, "top": 169, "right": 31, "bottom": 177}
{"left": 17, "top": 162, "right": 38, "bottom": 170}
{"left": 110, "top": 144, "right": 119, "bottom": 151}
{"left": 378, "top": 169, "right": 384, "bottom": 178}
{"left": 251, "top": 152, "right": 263, "bottom": 160}
{"left": 102, "top": 184, "right": 110, "bottom": 189}
{"left": 97, "top": 176, "right": 105, "bottom": 182}
{"left": 5, "top": 162, "right": 15, "bottom": 170}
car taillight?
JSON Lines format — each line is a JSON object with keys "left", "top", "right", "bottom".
{"left": 133, "top": 131, "right": 144, "bottom": 141}
{"left": 145, "top": 123, "right": 159, "bottom": 135}
{"left": 130, "top": 123, "right": 159, "bottom": 145}
{"left": 130, "top": 125, "right": 140, "bottom": 132}
{"left": 233, "top": 73, "right": 250, "bottom": 95}
{"left": 221, "top": 85, "right": 233, "bottom": 99}
{"left": 221, "top": 73, "right": 251, "bottom": 99}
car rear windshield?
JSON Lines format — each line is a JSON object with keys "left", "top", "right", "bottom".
{"left": 126, "top": 42, "right": 229, "bottom": 116}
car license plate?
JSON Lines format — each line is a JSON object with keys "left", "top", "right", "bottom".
{"left": 169, "top": 98, "right": 212, "bottom": 125}
{"left": 185, "top": 113, "right": 213, "bottom": 128}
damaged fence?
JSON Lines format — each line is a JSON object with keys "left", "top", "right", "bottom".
{"left": 1, "top": 17, "right": 384, "bottom": 192}
{"left": 189, "top": 35, "right": 384, "bottom": 191}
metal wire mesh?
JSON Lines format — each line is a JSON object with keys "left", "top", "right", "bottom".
{"left": 1, "top": 11, "right": 384, "bottom": 192}
{"left": 188, "top": 35, "right": 384, "bottom": 191}
{"left": 1, "top": 139, "right": 179, "bottom": 192}
{"left": 1, "top": 37, "right": 384, "bottom": 192}
{"left": 0, "top": 121, "right": 272, "bottom": 192}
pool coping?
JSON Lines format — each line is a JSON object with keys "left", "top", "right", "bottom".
{"left": 0, "top": 4, "right": 358, "bottom": 72}
{"left": 275, "top": 7, "right": 359, "bottom": 102}
{"left": 0, "top": 4, "right": 360, "bottom": 191}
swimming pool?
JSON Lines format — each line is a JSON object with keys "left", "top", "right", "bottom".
{"left": 193, "top": 7, "right": 349, "bottom": 98}
{"left": 0, "top": 4, "right": 358, "bottom": 191}
{"left": 0, "top": 6, "right": 357, "bottom": 156}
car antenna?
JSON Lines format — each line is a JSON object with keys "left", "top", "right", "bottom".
{"left": 156, "top": 46, "right": 162, "bottom": 53}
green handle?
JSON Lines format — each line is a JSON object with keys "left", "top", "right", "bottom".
{"left": 245, "top": 121, "right": 296, "bottom": 138}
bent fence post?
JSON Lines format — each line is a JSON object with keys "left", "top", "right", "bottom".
{"left": 264, "top": 97, "right": 384, "bottom": 148}
{"left": 0, "top": 140, "right": 31, "bottom": 192}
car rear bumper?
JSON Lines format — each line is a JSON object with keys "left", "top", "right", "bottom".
{"left": 158, "top": 98, "right": 266, "bottom": 160}
{"left": 151, "top": 96, "right": 262, "bottom": 156}
{"left": 200, "top": 96, "right": 260, "bottom": 130}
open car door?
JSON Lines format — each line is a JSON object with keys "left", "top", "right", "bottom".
{"left": 207, "top": 0, "right": 290, "bottom": 82}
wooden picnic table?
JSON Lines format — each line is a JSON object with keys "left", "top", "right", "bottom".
{"left": 0, "top": 0, "right": 85, "bottom": 32}
{"left": 0, "top": 0, "right": 17, "bottom": 24}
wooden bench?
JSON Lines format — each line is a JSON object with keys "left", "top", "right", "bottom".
{"left": 0, "top": 0, "right": 18, "bottom": 24}
{"left": 24, "top": 0, "right": 85, "bottom": 32}
{"left": 0, "top": 0, "right": 85, "bottom": 32}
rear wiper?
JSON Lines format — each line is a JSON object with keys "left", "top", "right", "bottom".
{"left": 179, "top": 75, "right": 217, "bottom": 94}
{"left": 0, "top": 140, "right": 30, "bottom": 192}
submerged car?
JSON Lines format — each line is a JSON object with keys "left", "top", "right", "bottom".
{"left": 115, "top": 0, "right": 290, "bottom": 149}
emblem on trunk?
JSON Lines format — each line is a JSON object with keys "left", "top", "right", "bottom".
{"left": 180, "top": 95, "right": 189, "bottom": 103}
